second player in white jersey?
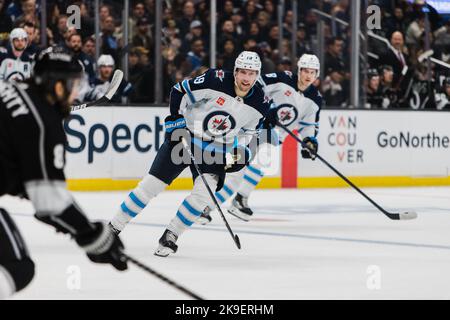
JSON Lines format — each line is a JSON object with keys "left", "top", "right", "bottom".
{"left": 210, "top": 54, "right": 323, "bottom": 222}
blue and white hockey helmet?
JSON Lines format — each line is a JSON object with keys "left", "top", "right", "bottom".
{"left": 10, "top": 28, "right": 28, "bottom": 43}
{"left": 234, "top": 51, "right": 261, "bottom": 74}
{"left": 297, "top": 54, "right": 320, "bottom": 78}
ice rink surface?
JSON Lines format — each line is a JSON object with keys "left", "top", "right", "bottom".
{"left": 1, "top": 186, "right": 449, "bottom": 300}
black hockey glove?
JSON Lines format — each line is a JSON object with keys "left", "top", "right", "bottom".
{"left": 75, "top": 222, "right": 128, "bottom": 271}
{"left": 301, "top": 136, "right": 318, "bottom": 160}
{"left": 224, "top": 146, "right": 251, "bottom": 173}
{"left": 264, "top": 106, "right": 279, "bottom": 129}
{"left": 164, "top": 114, "right": 187, "bottom": 143}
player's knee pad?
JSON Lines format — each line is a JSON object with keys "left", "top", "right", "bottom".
{"left": 135, "top": 174, "right": 167, "bottom": 202}
{"left": 1, "top": 258, "right": 35, "bottom": 293}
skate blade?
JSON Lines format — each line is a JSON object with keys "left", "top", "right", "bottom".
{"left": 196, "top": 217, "right": 212, "bottom": 225}
{"left": 154, "top": 245, "right": 176, "bottom": 257}
{"left": 227, "top": 208, "right": 251, "bottom": 222}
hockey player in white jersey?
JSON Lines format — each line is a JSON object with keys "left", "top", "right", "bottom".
{"left": 108, "top": 51, "right": 270, "bottom": 256}
{"left": 0, "top": 28, "right": 33, "bottom": 81}
{"left": 209, "top": 54, "right": 323, "bottom": 221}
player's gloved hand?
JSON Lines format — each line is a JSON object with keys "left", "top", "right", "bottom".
{"left": 164, "top": 114, "right": 187, "bottom": 143}
{"left": 301, "top": 136, "right": 318, "bottom": 160}
{"left": 264, "top": 106, "right": 279, "bottom": 128}
{"left": 224, "top": 146, "right": 251, "bottom": 173}
{"left": 75, "top": 222, "right": 128, "bottom": 271}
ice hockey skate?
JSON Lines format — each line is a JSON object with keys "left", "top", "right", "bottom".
{"left": 154, "top": 229, "right": 179, "bottom": 257}
{"left": 227, "top": 193, "right": 253, "bottom": 221}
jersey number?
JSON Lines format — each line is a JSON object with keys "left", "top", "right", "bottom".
{"left": 193, "top": 75, "right": 205, "bottom": 84}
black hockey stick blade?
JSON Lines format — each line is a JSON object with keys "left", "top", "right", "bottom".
{"left": 70, "top": 69, "right": 124, "bottom": 111}
{"left": 181, "top": 136, "right": 242, "bottom": 249}
{"left": 277, "top": 122, "right": 418, "bottom": 221}
{"left": 121, "top": 252, "right": 204, "bottom": 300}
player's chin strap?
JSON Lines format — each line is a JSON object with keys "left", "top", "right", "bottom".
{"left": 277, "top": 121, "right": 418, "bottom": 221}
{"left": 120, "top": 252, "right": 204, "bottom": 300}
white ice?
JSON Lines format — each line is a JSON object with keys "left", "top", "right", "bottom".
{"left": 1, "top": 186, "right": 450, "bottom": 300}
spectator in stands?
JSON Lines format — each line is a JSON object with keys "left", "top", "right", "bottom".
{"left": 132, "top": 17, "right": 152, "bottom": 56}
{"left": 365, "top": 68, "right": 389, "bottom": 109}
{"left": 384, "top": 6, "right": 409, "bottom": 36}
{"left": 82, "top": 37, "right": 96, "bottom": 61}
{"left": 176, "top": 1, "right": 197, "bottom": 37}
{"left": 256, "top": 11, "right": 271, "bottom": 39}
{"left": 276, "top": 56, "right": 292, "bottom": 72}
{"left": 66, "top": 33, "right": 96, "bottom": 85}
{"left": 52, "top": 15, "right": 68, "bottom": 46}
{"left": 322, "top": 65, "right": 348, "bottom": 107}
{"left": 128, "top": 47, "right": 154, "bottom": 103}
{"left": 258, "top": 42, "right": 276, "bottom": 73}
{"left": 380, "top": 31, "right": 409, "bottom": 87}
{"left": 185, "top": 38, "right": 205, "bottom": 73}
{"left": 247, "top": 21, "right": 261, "bottom": 43}
{"left": 181, "top": 20, "right": 206, "bottom": 54}
{"left": 0, "top": 0, "right": 13, "bottom": 45}
{"left": 296, "top": 23, "right": 311, "bottom": 57}
{"left": 129, "top": 1, "right": 146, "bottom": 41}
{"left": 20, "top": 20, "right": 40, "bottom": 56}
{"left": 267, "top": 24, "right": 280, "bottom": 50}
{"left": 221, "top": 0, "right": 235, "bottom": 23}
{"left": 100, "top": 15, "right": 120, "bottom": 67}
{"left": 263, "top": 0, "right": 276, "bottom": 21}
{"left": 378, "top": 64, "right": 400, "bottom": 108}
{"left": 219, "top": 20, "right": 239, "bottom": 49}
{"left": 76, "top": 1, "right": 95, "bottom": 40}
{"left": 219, "top": 39, "right": 237, "bottom": 71}
{"left": 405, "top": 14, "right": 425, "bottom": 49}
{"left": 325, "top": 37, "right": 346, "bottom": 78}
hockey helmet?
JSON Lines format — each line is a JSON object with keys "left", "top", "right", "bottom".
{"left": 97, "top": 54, "right": 115, "bottom": 68}
{"left": 234, "top": 51, "right": 261, "bottom": 74}
{"left": 297, "top": 54, "right": 320, "bottom": 78}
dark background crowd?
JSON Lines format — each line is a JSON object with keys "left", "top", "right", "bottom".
{"left": 0, "top": 0, "right": 449, "bottom": 109}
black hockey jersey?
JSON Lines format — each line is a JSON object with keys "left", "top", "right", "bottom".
{"left": 0, "top": 80, "right": 75, "bottom": 216}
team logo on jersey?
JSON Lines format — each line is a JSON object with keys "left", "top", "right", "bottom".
{"left": 216, "top": 96, "right": 226, "bottom": 106}
{"left": 215, "top": 70, "right": 225, "bottom": 82}
{"left": 203, "top": 111, "right": 236, "bottom": 137}
{"left": 276, "top": 104, "right": 298, "bottom": 126}
{"left": 284, "top": 90, "right": 292, "bottom": 97}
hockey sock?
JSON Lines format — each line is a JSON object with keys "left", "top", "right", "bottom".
{"left": 110, "top": 174, "right": 167, "bottom": 231}
{"left": 167, "top": 174, "right": 218, "bottom": 237}
{"left": 236, "top": 164, "right": 264, "bottom": 198}
{"left": 214, "top": 170, "right": 245, "bottom": 204}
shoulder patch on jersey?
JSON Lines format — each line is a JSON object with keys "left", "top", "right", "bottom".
{"left": 215, "top": 69, "right": 225, "bottom": 82}
{"left": 284, "top": 70, "right": 293, "bottom": 77}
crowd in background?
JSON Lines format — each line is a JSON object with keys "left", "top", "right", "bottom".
{"left": 0, "top": 0, "right": 449, "bottom": 109}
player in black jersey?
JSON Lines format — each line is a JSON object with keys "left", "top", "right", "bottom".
{"left": 0, "top": 49, "right": 127, "bottom": 299}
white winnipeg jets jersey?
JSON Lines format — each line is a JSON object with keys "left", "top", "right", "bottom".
{"left": 0, "top": 48, "right": 33, "bottom": 81}
{"left": 258, "top": 71, "right": 322, "bottom": 140}
{"left": 171, "top": 69, "right": 270, "bottom": 147}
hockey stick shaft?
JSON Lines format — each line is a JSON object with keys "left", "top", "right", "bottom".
{"left": 121, "top": 252, "right": 204, "bottom": 300}
{"left": 181, "top": 137, "right": 241, "bottom": 249}
{"left": 277, "top": 123, "right": 400, "bottom": 220}
{"left": 70, "top": 70, "right": 124, "bottom": 112}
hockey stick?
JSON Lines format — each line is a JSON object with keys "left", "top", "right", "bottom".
{"left": 181, "top": 137, "right": 242, "bottom": 249}
{"left": 70, "top": 69, "right": 124, "bottom": 112}
{"left": 277, "top": 122, "right": 418, "bottom": 221}
{"left": 120, "top": 252, "right": 204, "bottom": 300}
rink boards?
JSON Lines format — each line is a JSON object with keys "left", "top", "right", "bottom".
{"left": 64, "top": 107, "right": 450, "bottom": 191}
